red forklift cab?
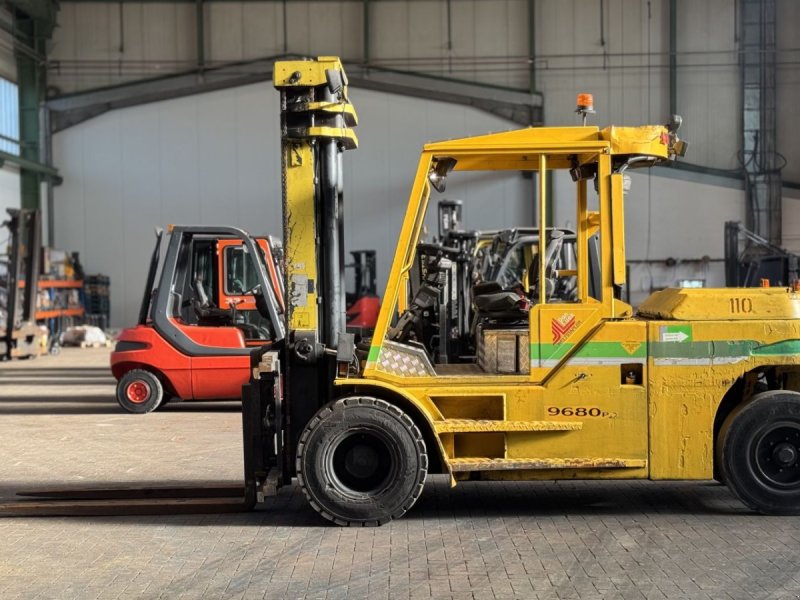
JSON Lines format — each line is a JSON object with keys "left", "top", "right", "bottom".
{"left": 111, "top": 227, "right": 285, "bottom": 413}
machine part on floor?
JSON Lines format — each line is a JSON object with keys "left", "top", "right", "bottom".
{"left": 1, "top": 208, "right": 45, "bottom": 359}
{"left": 110, "top": 227, "right": 285, "bottom": 411}
{"left": 0, "top": 374, "right": 275, "bottom": 515}
{"left": 724, "top": 221, "right": 798, "bottom": 288}
{"left": 0, "top": 350, "right": 282, "bottom": 516}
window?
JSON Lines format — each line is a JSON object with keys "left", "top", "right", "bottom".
{"left": 0, "top": 77, "right": 19, "bottom": 155}
{"left": 224, "top": 246, "right": 260, "bottom": 295}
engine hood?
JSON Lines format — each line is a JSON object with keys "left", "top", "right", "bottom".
{"left": 637, "top": 287, "right": 800, "bottom": 321}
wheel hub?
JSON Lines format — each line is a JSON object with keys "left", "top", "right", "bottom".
{"left": 344, "top": 445, "right": 379, "bottom": 479}
{"left": 126, "top": 380, "right": 151, "bottom": 404}
{"left": 331, "top": 431, "right": 393, "bottom": 494}
{"left": 754, "top": 423, "right": 800, "bottom": 489}
{"left": 773, "top": 442, "right": 798, "bottom": 467}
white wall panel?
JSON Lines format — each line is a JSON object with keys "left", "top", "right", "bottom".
{"left": 0, "top": 166, "right": 19, "bottom": 218}
{"left": 675, "top": 0, "right": 738, "bottom": 171}
{"left": 53, "top": 82, "right": 528, "bottom": 327}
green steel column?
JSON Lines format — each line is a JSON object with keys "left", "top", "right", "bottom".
{"left": 528, "top": 0, "right": 536, "bottom": 95}
{"left": 14, "top": 12, "right": 47, "bottom": 211}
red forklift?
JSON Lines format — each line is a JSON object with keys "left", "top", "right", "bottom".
{"left": 110, "top": 228, "right": 285, "bottom": 413}
{"left": 344, "top": 250, "right": 380, "bottom": 330}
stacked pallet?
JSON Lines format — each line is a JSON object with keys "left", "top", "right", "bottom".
{"left": 84, "top": 275, "right": 110, "bottom": 331}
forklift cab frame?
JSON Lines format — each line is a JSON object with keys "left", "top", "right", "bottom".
{"left": 365, "top": 125, "right": 677, "bottom": 382}
{"left": 149, "top": 225, "right": 285, "bottom": 356}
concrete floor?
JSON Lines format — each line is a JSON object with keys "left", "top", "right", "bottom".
{"left": 2, "top": 349, "right": 800, "bottom": 599}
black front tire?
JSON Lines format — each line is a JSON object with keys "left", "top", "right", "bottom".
{"left": 297, "top": 397, "right": 428, "bottom": 526}
{"left": 719, "top": 390, "right": 800, "bottom": 515}
{"left": 116, "top": 369, "right": 164, "bottom": 414}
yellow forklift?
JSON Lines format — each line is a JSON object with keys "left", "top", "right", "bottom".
{"left": 8, "top": 57, "right": 800, "bottom": 524}
{"left": 245, "top": 57, "right": 800, "bottom": 526}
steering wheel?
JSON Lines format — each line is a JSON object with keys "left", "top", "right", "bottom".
{"left": 229, "top": 278, "right": 245, "bottom": 294}
{"left": 529, "top": 232, "right": 565, "bottom": 302}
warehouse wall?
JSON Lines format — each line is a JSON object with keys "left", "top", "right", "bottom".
{"left": 51, "top": 83, "right": 531, "bottom": 327}
{"left": 0, "top": 167, "right": 20, "bottom": 218}
{"left": 0, "top": 7, "right": 19, "bottom": 219}
{"left": 776, "top": 0, "right": 800, "bottom": 183}
{"left": 45, "top": 0, "right": 799, "bottom": 325}
{"left": 0, "top": 8, "right": 15, "bottom": 81}
{"left": 52, "top": 74, "right": 753, "bottom": 326}
{"left": 48, "top": 0, "right": 800, "bottom": 174}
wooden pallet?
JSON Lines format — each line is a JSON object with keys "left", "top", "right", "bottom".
{"left": 78, "top": 340, "right": 112, "bottom": 348}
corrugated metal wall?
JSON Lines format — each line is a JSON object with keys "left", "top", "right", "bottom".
{"left": 46, "top": 0, "right": 800, "bottom": 175}
{"left": 0, "top": 8, "right": 15, "bottom": 82}
{"left": 52, "top": 83, "right": 531, "bottom": 327}
{"left": 776, "top": 0, "right": 800, "bottom": 182}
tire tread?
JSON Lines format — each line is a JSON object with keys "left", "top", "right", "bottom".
{"left": 296, "top": 396, "right": 428, "bottom": 527}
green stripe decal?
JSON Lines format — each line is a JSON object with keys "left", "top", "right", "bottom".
{"left": 650, "top": 340, "right": 754, "bottom": 359}
{"left": 371, "top": 337, "right": 800, "bottom": 370}
{"left": 752, "top": 339, "right": 800, "bottom": 356}
{"left": 575, "top": 341, "right": 647, "bottom": 359}
{"left": 528, "top": 338, "right": 800, "bottom": 364}
{"left": 367, "top": 346, "right": 380, "bottom": 362}
{"left": 530, "top": 341, "right": 647, "bottom": 362}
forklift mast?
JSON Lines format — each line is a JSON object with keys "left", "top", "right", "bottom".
{"left": 2, "top": 208, "right": 43, "bottom": 359}
{"left": 255, "top": 57, "right": 359, "bottom": 484}
{"left": 275, "top": 57, "right": 358, "bottom": 354}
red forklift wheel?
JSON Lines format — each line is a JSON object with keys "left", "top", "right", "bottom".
{"left": 116, "top": 369, "right": 164, "bottom": 414}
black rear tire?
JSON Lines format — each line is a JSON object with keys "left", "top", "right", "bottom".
{"left": 297, "top": 397, "right": 428, "bottom": 526}
{"left": 116, "top": 369, "right": 164, "bottom": 414}
{"left": 719, "top": 390, "right": 800, "bottom": 515}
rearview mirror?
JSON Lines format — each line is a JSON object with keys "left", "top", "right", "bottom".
{"left": 428, "top": 157, "right": 457, "bottom": 193}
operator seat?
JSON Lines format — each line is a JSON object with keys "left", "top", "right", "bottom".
{"left": 192, "top": 276, "right": 233, "bottom": 325}
{"left": 472, "top": 281, "right": 528, "bottom": 321}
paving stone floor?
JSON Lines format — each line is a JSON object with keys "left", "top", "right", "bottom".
{"left": 2, "top": 348, "right": 800, "bottom": 599}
